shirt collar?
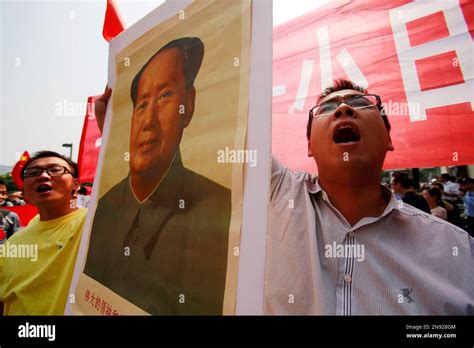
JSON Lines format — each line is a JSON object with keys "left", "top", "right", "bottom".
{"left": 306, "top": 174, "right": 400, "bottom": 230}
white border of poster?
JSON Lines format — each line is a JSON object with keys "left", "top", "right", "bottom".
{"left": 66, "top": 0, "right": 271, "bottom": 315}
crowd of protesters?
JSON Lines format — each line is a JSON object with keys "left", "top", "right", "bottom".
{"left": 388, "top": 172, "right": 474, "bottom": 236}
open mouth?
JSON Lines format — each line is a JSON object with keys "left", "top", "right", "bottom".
{"left": 333, "top": 123, "right": 361, "bottom": 144}
{"left": 37, "top": 184, "right": 53, "bottom": 193}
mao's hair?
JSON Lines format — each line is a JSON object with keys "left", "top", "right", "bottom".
{"left": 131, "top": 37, "right": 205, "bottom": 108}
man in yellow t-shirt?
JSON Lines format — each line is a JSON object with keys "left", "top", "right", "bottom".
{"left": 0, "top": 151, "right": 86, "bottom": 315}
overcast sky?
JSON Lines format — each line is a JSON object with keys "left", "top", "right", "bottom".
{"left": 0, "top": 0, "right": 328, "bottom": 166}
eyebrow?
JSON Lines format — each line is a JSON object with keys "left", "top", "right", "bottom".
{"left": 138, "top": 92, "right": 150, "bottom": 101}
{"left": 138, "top": 81, "right": 176, "bottom": 99}
{"left": 321, "top": 93, "right": 362, "bottom": 104}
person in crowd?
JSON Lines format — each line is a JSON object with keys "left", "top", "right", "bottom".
{"left": 0, "top": 151, "right": 86, "bottom": 315}
{"left": 431, "top": 182, "right": 455, "bottom": 212}
{"left": 422, "top": 187, "right": 448, "bottom": 220}
{"left": 390, "top": 172, "right": 430, "bottom": 213}
{"left": 0, "top": 208, "right": 21, "bottom": 243}
{"left": 75, "top": 186, "right": 90, "bottom": 208}
{"left": 0, "top": 181, "right": 13, "bottom": 207}
{"left": 459, "top": 177, "right": 474, "bottom": 237}
{"left": 439, "top": 173, "right": 461, "bottom": 221}
{"left": 9, "top": 191, "right": 26, "bottom": 206}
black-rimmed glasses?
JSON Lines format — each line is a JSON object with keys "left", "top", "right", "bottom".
{"left": 23, "top": 166, "right": 73, "bottom": 179}
{"left": 309, "top": 94, "right": 382, "bottom": 120}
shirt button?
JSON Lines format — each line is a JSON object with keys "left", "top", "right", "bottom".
{"left": 344, "top": 275, "right": 352, "bottom": 283}
{"left": 322, "top": 192, "right": 327, "bottom": 201}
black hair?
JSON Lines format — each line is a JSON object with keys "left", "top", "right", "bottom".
{"left": 441, "top": 173, "right": 451, "bottom": 181}
{"left": 461, "top": 177, "right": 474, "bottom": 185}
{"left": 391, "top": 172, "right": 412, "bottom": 189}
{"left": 21, "top": 151, "right": 79, "bottom": 180}
{"left": 0, "top": 180, "right": 6, "bottom": 186}
{"left": 424, "top": 187, "right": 445, "bottom": 208}
{"left": 431, "top": 182, "right": 444, "bottom": 191}
{"left": 130, "top": 37, "right": 205, "bottom": 108}
{"left": 307, "top": 78, "right": 391, "bottom": 140}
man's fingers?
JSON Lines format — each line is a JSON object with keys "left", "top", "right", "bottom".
{"left": 98, "top": 87, "right": 112, "bottom": 102}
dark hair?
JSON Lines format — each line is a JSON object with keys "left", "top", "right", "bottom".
{"left": 424, "top": 187, "right": 445, "bottom": 208}
{"left": 440, "top": 173, "right": 451, "bottom": 182}
{"left": 307, "top": 79, "right": 391, "bottom": 140}
{"left": 0, "top": 180, "right": 6, "bottom": 186}
{"left": 391, "top": 172, "right": 412, "bottom": 189}
{"left": 460, "top": 177, "right": 474, "bottom": 185}
{"left": 78, "top": 186, "right": 88, "bottom": 195}
{"left": 130, "top": 37, "right": 205, "bottom": 108}
{"left": 431, "top": 182, "right": 444, "bottom": 191}
{"left": 21, "top": 151, "right": 79, "bottom": 181}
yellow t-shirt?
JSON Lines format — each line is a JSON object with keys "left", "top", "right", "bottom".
{"left": 0, "top": 208, "right": 87, "bottom": 315}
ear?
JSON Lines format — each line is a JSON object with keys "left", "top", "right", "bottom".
{"left": 23, "top": 185, "right": 31, "bottom": 202}
{"left": 183, "top": 86, "right": 196, "bottom": 129}
{"left": 307, "top": 141, "right": 314, "bottom": 157}
{"left": 387, "top": 133, "right": 394, "bottom": 152}
{"left": 72, "top": 179, "right": 80, "bottom": 197}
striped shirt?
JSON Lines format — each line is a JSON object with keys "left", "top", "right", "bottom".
{"left": 264, "top": 158, "right": 474, "bottom": 315}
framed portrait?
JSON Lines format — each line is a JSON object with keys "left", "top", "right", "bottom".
{"left": 68, "top": 0, "right": 271, "bottom": 315}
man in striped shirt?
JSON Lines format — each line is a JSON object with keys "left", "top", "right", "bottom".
{"left": 264, "top": 79, "right": 474, "bottom": 315}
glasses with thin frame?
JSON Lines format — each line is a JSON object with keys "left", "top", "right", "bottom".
{"left": 309, "top": 94, "right": 382, "bottom": 120}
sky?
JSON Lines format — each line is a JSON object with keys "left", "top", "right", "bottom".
{"left": 0, "top": 0, "right": 328, "bottom": 166}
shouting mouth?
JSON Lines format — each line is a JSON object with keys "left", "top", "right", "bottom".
{"left": 36, "top": 184, "right": 53, "bottom": 193}
{"left": 333, "top": 122, "right": 361, "bottom": 145}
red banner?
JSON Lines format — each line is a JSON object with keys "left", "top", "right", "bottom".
{"left": 77, "top": 96, "right": 102, "bottom": 184}
{"left": 272, "top": 0, "right": 474, "bottom": 172}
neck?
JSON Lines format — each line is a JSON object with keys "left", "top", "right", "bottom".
{"left": 38, "top": 201, "right": 78, "bottom": 221}
{"left": 318, "top": 173, "right": 388, "bottom": 226}
{"left": 427, "top": 201, "right": 437, "bottom": 209}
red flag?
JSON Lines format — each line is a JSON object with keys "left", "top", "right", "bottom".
{"left": 103, "top": 0, "right": 125, "bottom": 42}
{"left": 4, "top": 204, "right": 39, "bottom": 227}
{"left": 10, "top": 151, "right": 30, "bottom": 190}
{"left": 77, "top": 96, "right": 102, "bottom": 184}
{"left": 272, "top": 0, "right": 474, "bottom": 172}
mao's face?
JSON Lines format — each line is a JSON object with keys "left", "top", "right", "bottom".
{"left": 130, "top": 48, "right": 195, "bottom": 176}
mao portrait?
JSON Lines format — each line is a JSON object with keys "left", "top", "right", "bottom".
{"left": 84, "top": 37, "right": 231, "bottom": 315}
